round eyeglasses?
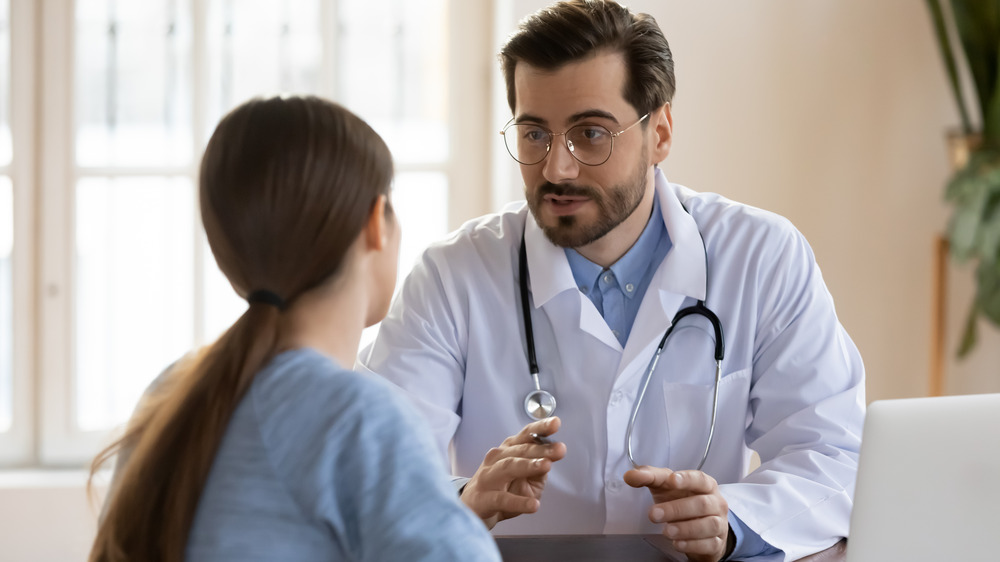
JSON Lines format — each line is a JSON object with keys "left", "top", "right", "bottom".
{"left": 500, "top": 113, "right": 649, "bottom": 166}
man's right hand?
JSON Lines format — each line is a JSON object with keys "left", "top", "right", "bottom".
{"left": 460, "top": 416, "right": 566, "bottom": 529}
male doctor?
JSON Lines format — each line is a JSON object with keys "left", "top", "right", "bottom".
{"left": 358, "top": 1, "right": 865, "bottom": 561}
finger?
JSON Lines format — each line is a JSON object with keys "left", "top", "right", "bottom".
{"left": 650, "top": 494, "right": 728, "bottom": 524}
{"left": 623, "top": 466, "right": 674, "bottom": 489}
{"left": 666, "top": 470, "right": 718, "bottom": 495}
{"left": 661, "top": 513, "right": 728, "bottom": 541}
{"left": 469, "top": 489, "right": 541, "bottom": 518}
{"left": 511, "top": 440, "right": 567, "bottom": 461}
{"left": 671, "top": 536, "right": 728, "bottom": 559}
{"left": 480, "top": 457, "right": 554, "bottom": 487}
{"left": 506, "top": 416, "right": 562, "bottom": 446}
{"left": 486, "top": 440, "right": 567, "bottom": 466}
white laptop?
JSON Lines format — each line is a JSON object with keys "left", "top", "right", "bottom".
{"left": 846, "top": 393, "right": 1000, "bottom": 562}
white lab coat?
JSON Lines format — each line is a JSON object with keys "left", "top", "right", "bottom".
{"left": 358, "top": 169, "right": 865, "bottom": 561}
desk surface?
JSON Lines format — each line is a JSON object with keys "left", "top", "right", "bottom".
{"left": 495, "top": 535, "right": 847, "bottom": 562}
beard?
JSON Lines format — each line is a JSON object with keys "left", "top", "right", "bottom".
{"left": 526, "top": 150, "right": 650, "bottom": 248}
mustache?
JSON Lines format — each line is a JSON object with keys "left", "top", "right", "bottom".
{"left": 535, "top": 182, "right": 600, "bottom": 199}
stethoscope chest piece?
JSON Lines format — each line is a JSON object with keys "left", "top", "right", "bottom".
{"left": 524, "top": 385, "right": 557, "bottom": 420}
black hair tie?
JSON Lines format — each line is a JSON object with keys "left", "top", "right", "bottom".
{"left": 247, "top": 290, "right": 287, "bottom": 311}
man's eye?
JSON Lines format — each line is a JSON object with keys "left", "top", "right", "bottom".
{"left": 574, "top": 126, "right": 610, "bottom": 143}
{"left": 524, "top": 128, "right": 548, "bottom": 142}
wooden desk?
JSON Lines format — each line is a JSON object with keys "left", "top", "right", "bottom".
{"left": 495, "top": 535, "right": 847, "bottom": 562}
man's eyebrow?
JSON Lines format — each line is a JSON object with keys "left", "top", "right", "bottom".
{"left": 514, "top": 109, "right": 621, "bottom": 127}
{"left": 514, "top": 113, "right": 547, "bottom": 125}
{"left": 568, "top": 109, "right": 619, "bottom": 124}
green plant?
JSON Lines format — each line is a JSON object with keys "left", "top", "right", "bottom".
{"left": 926, "top": 0, "right": 1000, "bottom": 355}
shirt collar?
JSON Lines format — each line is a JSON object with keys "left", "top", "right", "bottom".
{"left": 653, "top": 168, "right": 707, "bottom": 301}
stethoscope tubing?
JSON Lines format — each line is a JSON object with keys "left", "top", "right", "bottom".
{"left": 625, "top": 301, "right": 724, "bottom": 470}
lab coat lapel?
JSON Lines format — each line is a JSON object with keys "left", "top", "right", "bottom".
{"left": 524, "top": 214, "right": 621, "bottom": 351}
{"left": 619, "top": 171, "right": 708, "bottom": 378}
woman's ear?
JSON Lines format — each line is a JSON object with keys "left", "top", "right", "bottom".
{"left": 648, "top": 101, "right": 673, "bottom": 164}
{"left": 364, "top": 195, "right": 389, "bottom": 251}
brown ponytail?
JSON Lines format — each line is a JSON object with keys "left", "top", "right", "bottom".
{"left": 88, "top": 96, "right": 394, "bottom": 561}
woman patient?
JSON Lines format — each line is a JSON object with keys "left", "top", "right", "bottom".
{"left": 88, "top": 96, "right": 500, "bottom": 561}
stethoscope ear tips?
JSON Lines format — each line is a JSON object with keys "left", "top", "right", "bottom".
{"left": 524, "top": 389, "right": 557, "bottom": 420}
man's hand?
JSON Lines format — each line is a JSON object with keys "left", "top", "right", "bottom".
{"left": 624, "top": 467, "right": 730, "bottom": 562}
{"left": 460, "top": 417, "right": 566, "bottom": 529}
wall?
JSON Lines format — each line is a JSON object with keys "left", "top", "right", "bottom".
{"left": 0, "top": 472, "right": 105, "bottom": 561}
{"left": 496, "top": 0, "right": 1000, "bottom": 402}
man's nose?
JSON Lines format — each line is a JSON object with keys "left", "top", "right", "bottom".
{"left": 541, "top": 134, "right": 580, "bottom": 184}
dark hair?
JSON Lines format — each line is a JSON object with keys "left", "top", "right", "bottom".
{"left": 499, "top": 0, "right": 675, "bottom": 116}
{"left": 88, "top": 96, "right": 393, "bottom": 562}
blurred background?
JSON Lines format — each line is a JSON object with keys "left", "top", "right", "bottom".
{"left": 1, "top": 0, "right": 998, "bottom": 559}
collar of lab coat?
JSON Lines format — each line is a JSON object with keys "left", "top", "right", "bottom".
{"left": 523, "top": 167, "right": 707, "bottom": 310}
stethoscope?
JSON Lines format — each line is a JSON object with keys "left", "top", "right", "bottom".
{"left": 518, "top": 218, "right": 725, "bottom": 470}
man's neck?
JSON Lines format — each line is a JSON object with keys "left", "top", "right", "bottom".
{"left": 574, "top": 187, "right": 656, "bottom": 268}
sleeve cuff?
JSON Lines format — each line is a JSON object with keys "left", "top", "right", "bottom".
{"left": 726, "top": 510, "right": 782, "bottom": 559}
{"left": 451, "top": 476, "right": 470, "bottom": 495}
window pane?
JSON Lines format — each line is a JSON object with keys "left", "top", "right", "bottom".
{"left": 339, "top": 0, "right": 448, "bottom": 165}
{"left": 0, "top": 177, "right": 11, "bottom": 431}
{"left": 75, "top": 0, "right": 193, "bottom": 167}
{"left": 75, "top": 177, "right": 195, "bottom": 430}
{"left": 394, "top": 172, "right": 449, "bottom": 272}
{"left": 0, "top": 0, "right": 10, "bottom": 166}
{"left": 206, "top": 0, "right": 322, "bottom": 126}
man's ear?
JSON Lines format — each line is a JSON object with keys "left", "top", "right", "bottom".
{"left": 364, "top": 195, "right": 388, "bottom": 251}
{"left": 648, "top": 101, "right": 673, "bottom": 164}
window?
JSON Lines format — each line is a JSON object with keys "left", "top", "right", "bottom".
{"left": 5, "top": 0, "right": 491, "bottom": 467}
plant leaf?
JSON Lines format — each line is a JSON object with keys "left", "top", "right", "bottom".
{"left": 976, "top": 259, "right": 1000, "bottom": 324}
{"left": 946, "top": 172, "right": 989, "bottom": 260}
{"left": 977, "top": 183, "right": 1000, "bottom": 259}
{"left": 926, "top": 0, "right": 973, "bottom": 133}
{"left": 949, "top": 0, "right": 1000, "bottom": 136}
{"left": 957, "top": 300, "right": 979, "bottom": 357}
{"left": 982, "top": 41, "right": 1000, "bottom": 143}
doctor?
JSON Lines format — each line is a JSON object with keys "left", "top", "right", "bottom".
{"left": 359, "top": 1, "right": 865, "bottom": 561}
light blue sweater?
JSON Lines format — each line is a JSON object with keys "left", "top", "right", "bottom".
{"left": 176, "top": 348, "right": 500, "bottom": 561}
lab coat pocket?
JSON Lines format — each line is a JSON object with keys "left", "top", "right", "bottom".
{"left": 660, "top": 368, "right": 751, "bottom": 475}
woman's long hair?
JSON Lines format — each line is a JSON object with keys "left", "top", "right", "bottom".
{"left": 88, "top": 96, "right": 394, "bottom": 562}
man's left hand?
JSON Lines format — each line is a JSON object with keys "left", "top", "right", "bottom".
{"left": 624, "top": 467, "right": 730, "bottom": 562}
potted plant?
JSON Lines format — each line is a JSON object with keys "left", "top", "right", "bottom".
{"left": 926, "top": 0, "right": 1000, "bottom": 356}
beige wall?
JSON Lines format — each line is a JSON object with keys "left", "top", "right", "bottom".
{"left": 0, "top": 472, "right": 104, "bottom": 561}
{"left": 497, "top": 0, "right": 1000, "bottom": 402}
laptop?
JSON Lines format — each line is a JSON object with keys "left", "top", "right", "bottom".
{"left": 846, "top": 393, "right": 1000, "bottom": 562}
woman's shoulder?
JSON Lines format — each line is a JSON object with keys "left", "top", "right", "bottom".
{"left": 253, "top": 348, "right": 404, "bottom": 415}
{"left": 250, "top": 348, "right": 421, "bottom": 442}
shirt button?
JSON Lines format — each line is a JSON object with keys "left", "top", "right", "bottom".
{"left": 579, "top": 285, "right": 588, "bottom": 293}
{"left": 610, "top": 390, "right": 624, "bottom": 405}
{"left": 625, "top": 282, "right": 635, "bottom": 293}
{"left": 608, "top": 480, "right": 623, "bottom": 492}
{"left": 612, "top": 329, "right": 620, "bottom": 339}
{"left": 603, "top": 273, "right": 613, "bottom": 284}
